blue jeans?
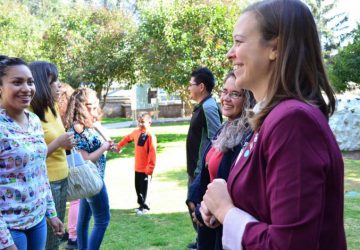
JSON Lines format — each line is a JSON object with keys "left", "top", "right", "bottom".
{"left": 10, "top": 217, "right": 47, "bottom": 250}
{"left": 77, "top": 184, "right": 110, "bottom": 250}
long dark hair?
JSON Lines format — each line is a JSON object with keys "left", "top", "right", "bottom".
{"left": 29, "top": 61, "right": 59, "bottom": 122}
{"left": 244, "top": 0, "right": 335, "bottom": 131}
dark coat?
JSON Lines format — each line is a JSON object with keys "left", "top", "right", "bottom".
{"left": 187, "top": 124, "right": 253, "bottom": 250}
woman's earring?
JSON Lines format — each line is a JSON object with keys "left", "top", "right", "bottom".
{"left": 269, "top": 52, "right": 277, "bottom": 61}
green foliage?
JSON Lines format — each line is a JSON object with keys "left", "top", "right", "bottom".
{"left": 41, "top": 6, "right": 137, "bottom": 95}
{"left": 306, "top": 0, "right": 350, "bottom": 62}
{"left": 0, "top": 0, "right": 44, "bottom": 61}
{"left": 136, "top": 0, "right": 241, "bottom": 104}
{"left": 328, "top": 24, "right": 360, "bottom": 91}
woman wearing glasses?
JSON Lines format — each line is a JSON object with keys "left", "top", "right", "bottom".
{"left": 186, "top": 71, "right": 255, "bottom": 250}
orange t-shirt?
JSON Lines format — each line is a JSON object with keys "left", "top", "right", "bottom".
{"left": 116, "top": 128, "right": 157, "bottom": 175}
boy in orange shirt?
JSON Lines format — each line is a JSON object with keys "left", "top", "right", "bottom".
{"left": 115, "top": 112, "right": 157, "bottom": 215}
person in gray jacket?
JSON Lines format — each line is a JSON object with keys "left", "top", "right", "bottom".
{"left": 185, "top": 67, "right": 222, "bottom": 249}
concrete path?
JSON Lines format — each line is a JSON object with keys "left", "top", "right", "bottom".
{"left": 102, "top": 117, "right": 190, "bottom": 129}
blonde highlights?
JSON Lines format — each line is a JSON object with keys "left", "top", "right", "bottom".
{"left": 64, "top": 87, "right": 99, "bottom": 129}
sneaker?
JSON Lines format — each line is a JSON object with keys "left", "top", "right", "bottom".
{"left": 134, "top": 207, "right": 142, "bottom": 212}
{"left": 187, "top": 242, "right": 197, "bottom": 249}
{"left": 136, "top": 209, "right": 144, "bottom": 215}
{"left": 136, "top": 208, "right": 149, "bottom": 215}
{"left": 65, "top": 239, "right": 78, "bottom": 249}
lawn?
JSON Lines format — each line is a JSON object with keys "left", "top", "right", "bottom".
{"left": 62, "top": 123, "right": 360, "bottom": 249}
{"left": 101, "top": 117, "right": 132, "bottom": 124}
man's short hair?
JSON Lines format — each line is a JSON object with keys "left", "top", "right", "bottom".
{"left": 191, "top": 67, "right": 215, "bottom": 93}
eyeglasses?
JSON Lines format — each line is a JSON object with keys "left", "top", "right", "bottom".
{"left": 220, "top": 90, "right": 244, "bottom": 99}
{"left": 188, "top": 83, "right": 199, "bottom": 87}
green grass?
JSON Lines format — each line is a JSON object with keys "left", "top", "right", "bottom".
{"left": 62, "top": 123, "right": 360, "bottom": 250}
{"left": 344, "top": 159, "right": 360, "bottom": 249}
{"left": 101, "top": 210, "right": 193, "bottom": 250}
{"left": 101, "top": 117, "right": 132, "bottom": 124}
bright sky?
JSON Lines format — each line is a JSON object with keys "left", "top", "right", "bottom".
{"left": 335, "top": 0, "right": 360, "bottom": 28}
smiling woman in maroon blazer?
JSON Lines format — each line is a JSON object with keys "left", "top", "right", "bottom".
{"left": 200, "top": 0, "right": 347, "bottom": 250}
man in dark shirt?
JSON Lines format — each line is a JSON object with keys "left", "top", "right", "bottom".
{"left": 186, "top": 67, "right": 222, "bottom": 249}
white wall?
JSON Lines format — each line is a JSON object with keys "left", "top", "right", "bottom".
{"left": 329, "top": 95, "right": 360, "bottom": 151}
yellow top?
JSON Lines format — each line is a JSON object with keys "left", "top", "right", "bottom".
{"left": 29, "top": 105, "right": 68, "bottom": 181}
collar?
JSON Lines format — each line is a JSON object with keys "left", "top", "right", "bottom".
{"left": 193, "top": 94, "right": 212, "bottom": 111}
{"left": 253, "top": 99, "right": 266, "bottom": 114}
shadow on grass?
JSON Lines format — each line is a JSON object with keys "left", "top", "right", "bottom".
{"left": 102, "top": 209, "right": 193, "bottom": 250}
{"left": 156, "top": 168, "right": 188, "bottom": 188}
{"left": 107, "top": 134, "right": 186, "bottom": 160}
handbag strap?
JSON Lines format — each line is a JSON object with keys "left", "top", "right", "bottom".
{"left": 68, "top": 148, "right": 76, "bottom": 167}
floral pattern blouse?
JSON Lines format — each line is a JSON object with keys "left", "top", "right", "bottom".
{"left": 67, "top": 126, "right": 106, "bottom": 178}
{"left": 0, "top": 109, "right": 57, "bottom": 249}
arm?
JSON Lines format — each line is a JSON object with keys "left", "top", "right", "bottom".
{"left": 116, "top": 132, "right": 135, "bottom": 151}
{"left": 78, "top": 142, "right": 110, "bottom": 164}
{"left": 47, "top": 133, "right": 74, "bottom": 156}
{"left": 0, "top": 216, "right": 15, "bottom": 250}
{"left": 204, "top": 108, "right": 335, "bottom": 249}
{"left": 145, "top": 134, "right": 156, "bottom": 175}
{"left": 203, "top": 99, "right": 222, "bottom": 140}
{"left": 73, "top": 124, "right": 111, "bottom": 163}
{"left": 186, "top": 170, "right": 203, "bottom": 206}
{"left": 240, "top": 110, "right": 332, "bottom": 249}
{"left": 44, "top": 168, "right": 64, "bottom": 237}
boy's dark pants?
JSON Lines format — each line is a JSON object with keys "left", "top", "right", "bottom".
{"left": 135, "top": 171, "right": 149, "bottom": 209}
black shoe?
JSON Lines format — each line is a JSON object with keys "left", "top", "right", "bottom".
{"left": 142, "top": 204, "right": 150, "bottom": 210}
{"left": 187, "top": 242, "right": 197, "bottom": 249}
{"left": 61, "top": 231, "right": 69, "bottom": 242}
{"left": 65, "top": 239, "right": 78, "bottom": 249}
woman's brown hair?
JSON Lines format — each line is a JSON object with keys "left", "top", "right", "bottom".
{"left": 245, "top": 0, "right": 336, "bottom": 131}
{"left": 64, "top": 87, "right": 100, "bottom": 129}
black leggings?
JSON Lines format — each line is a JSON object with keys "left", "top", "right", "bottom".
{"left": 135, "top": 171, "right": 149, "bottom": 209}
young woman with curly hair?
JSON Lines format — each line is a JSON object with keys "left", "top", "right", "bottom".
{"left": 64, "top": 87, "right": 113, "bottom": 250}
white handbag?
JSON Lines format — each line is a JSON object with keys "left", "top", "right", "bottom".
{"left": 66, "top": 149, "right": 104, "bottom": 201}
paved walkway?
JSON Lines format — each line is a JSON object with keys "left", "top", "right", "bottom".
{"left": 103, "top": 117, "right": 191, "bottom": 129}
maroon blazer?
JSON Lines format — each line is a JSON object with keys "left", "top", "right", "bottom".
{"left": 227, "top": 99, "right": 346, "bottom": 250}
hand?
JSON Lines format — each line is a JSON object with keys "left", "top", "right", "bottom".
{"left": 56, "top": 132, "right": 75, "bottom": 150}
{"left": 101, "top": 141, "right": 112, "bottom": 151}
{"left": 48, "top": 217, "right": 65, "bottom": 237}
{"left": 191, "top": 210, "right": 204, "bottom": 227}
{"left": 3, "top": 245, "right": 18, "bottom": 250}
{"left": 187, "top": 201, "right": 195, "bottom": 212}
{"left": 111, "top": 146, "right": 120, "bottom": 153}
{"left": 199, "top": 201, "right": 220, "bottom": 228}
{"left": 202, "top": 179, "right": 235, "bottom": 224}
